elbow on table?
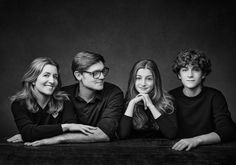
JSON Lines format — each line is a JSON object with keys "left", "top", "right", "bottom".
{"left": 92, "top": 129, "right": 111, "bottom": 142}
{"left": 90, "top": 133, "right": 110, "bottom": 143}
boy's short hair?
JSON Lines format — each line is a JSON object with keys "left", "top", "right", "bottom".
{"left": 172, "top": 49, "right": 212, "bottom": 76}
{"left": 71, "top": 51, "right": 105, "bottom": 73}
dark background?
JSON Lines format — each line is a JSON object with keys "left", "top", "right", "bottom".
{"left": 0, "top": 0, "right": 235, "bottom": 138}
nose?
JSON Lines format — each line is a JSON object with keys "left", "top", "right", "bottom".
{"left": 98, "top": 72, "right": 105, "bottom": 79}
{"left": 140, "top": 78, "right": 146, "bottom": 86}
{"left": 187, "top": 70, "right": 193, "bottom": 77}
{"left": 48, "top": 76, "right": 55, "bottom": 83}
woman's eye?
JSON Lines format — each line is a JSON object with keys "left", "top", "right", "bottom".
{"left": 53, "top": 75, "right": 58, "bottom": 79}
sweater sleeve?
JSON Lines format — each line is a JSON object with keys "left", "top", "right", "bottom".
{"left": 155, "top": 109, "right": 178, "bottom": 139}
{"left": 11, "top": 101, "right": 63, "bottom": 142}
{"left": 118, "top": 115, "right": 133, "bottom": 139}
{"left": 212, "top": 91, "right": 236, "bottom": 142}
{"left": 97, "top": 87, "right": 124, "bottom": 140}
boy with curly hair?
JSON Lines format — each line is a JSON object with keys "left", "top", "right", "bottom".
{"left": 170, "top": 49, "right": 236, "bottom": 151}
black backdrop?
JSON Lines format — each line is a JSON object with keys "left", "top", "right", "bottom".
{"left": 1, "top": 0, "right": 235, "bottom": 138}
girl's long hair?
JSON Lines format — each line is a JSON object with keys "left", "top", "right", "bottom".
{"left": 10, "top": 57, "right": 68, "bottom": 114}
{"left": 125, "top": 59, "right": 174, "bottom": 129}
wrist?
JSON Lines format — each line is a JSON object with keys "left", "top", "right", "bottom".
{"left": 195, "top": 137, "right": 203, "bottom": 145}
{"left": 61, "top": 124, "right": 70, "bottom": 132}
{"left": 148, "top": 104, "right": 156, "bottom": 110}
{"left": 149, "top": 105, "right": 161, "bottom": 119}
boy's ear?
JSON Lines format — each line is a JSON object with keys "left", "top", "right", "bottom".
{"left": 74, "top": 71, "right": 82, "bottom": 81}
{"left": 177, "top": 74, "right": 181, "bottom": 80}
{"left": 202, "top": 73, "right": 206, "bottom": 79}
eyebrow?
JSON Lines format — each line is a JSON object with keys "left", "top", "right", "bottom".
{"left": 136, "top": 74, "right": 153, "bottom": 77}
{"left": 87, "top": 67, "right": 105, "bottom": 72}
{"left": 43, "top": 72, "right": 58, "bottom": 75}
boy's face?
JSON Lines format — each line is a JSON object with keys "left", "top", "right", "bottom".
{"left": 76, "top": 61, "right": 106, "bottom": 91}
{"left": 178, "top": 65, "right": 205, "bottom": 90}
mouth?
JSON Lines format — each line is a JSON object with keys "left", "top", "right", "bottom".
{"left": 96, "top": 82, "right": 104, "bottom": 85}
{"left": 138, "top": 87, "right": 149, "bottom": 91}
{"left": 45, "top": 85, "right": 55, "bottom": 89}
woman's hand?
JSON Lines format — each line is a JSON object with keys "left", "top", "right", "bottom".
{"left": 62, "top": 124, "right": 97, "bottom": 135}
{"left": 7, "top": 134, "right": 23, "bottom": 143}
{"left": 172, "top": 137, "right": 201, "bottom": 151}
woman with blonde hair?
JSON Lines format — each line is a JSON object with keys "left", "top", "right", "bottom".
{"left": 119, "top": 59, "right": 177, "bottom": 139}
{"left": 7, "top": 57, "right": 96, "bottom": 143}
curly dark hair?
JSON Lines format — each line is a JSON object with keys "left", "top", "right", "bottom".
{"left": 172, "top": 49, "right": 212, "bottom": 76}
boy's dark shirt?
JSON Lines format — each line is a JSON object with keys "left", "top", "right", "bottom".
{"left": 169, "top": 86, "right": 236, "bottom": 142}
{"left": 62, "top": 82, "right": 124, "bottom": 139}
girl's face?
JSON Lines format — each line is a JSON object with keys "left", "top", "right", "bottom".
{"left": 34, "top": 64, "right": 59, "bottom": 97}
{"left": 135, "top": 68, "right": 154, "bottom": 94}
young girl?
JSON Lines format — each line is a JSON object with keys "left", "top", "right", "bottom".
{"left": 119, "top": 59, "right": 177, "bottom": 139}
{"left": 8, "top": 57, "right": 96, "bottom": 142}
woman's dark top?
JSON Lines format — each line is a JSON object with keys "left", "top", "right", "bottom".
{"left": 169, "top": 86, "right": 236, "bottom": 142}
{"left": 119, "top": 103, "right": 178, "bottom": 139}
{"left": 11, "top": 99, "right": 76, "bottom": 142}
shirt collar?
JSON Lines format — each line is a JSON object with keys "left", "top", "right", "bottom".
{"left": 74, "top": 83, "right": 102, "bottom": 102}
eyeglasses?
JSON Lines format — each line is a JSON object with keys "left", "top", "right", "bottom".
{"left": 83, "top": 67, "right": 109, "bottom": 79}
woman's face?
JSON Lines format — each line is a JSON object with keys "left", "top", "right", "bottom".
{"left": 34, "top": 64, "right": 59, "bottom": 97}
{"left": 135, "top": 68, "right": 154, "bottom": 94}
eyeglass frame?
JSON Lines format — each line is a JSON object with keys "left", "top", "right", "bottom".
{"left": 82, "top": 67, "right": 109, "bottom": 79}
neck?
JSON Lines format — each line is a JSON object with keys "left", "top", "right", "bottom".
{"left": 79, "top": 83, "right": 95, "bottom": 103}
{"left": 183, "top": 86, "right": 202, "bottom": 97}
{"left": 34, "top": 91, "right": 50, "bottom": 109}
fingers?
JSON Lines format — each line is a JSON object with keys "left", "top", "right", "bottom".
{"left": 24, "top": 141, "right": 40, "bottom": 147}
{"left": 172, "top": 140, "right": 187, "bottom": 151}
{"left": 6, "top": 135, "right": 18, "bottom": 142}
{"left": 185, "top": 144, "right": 192, "bottom": 151}
{"left": 7, "top": 137, "right": 15, "bottom": 143}
{"left": 86, "top": 126, "right": 97, "bottom": 130}
{"left": 142, "top": 97, "right": 147, "bottom": 110}
{"left": 7, "top": 134, "right": 23, "bottom": 143}
{"left": 136, "top": 94, "right": 147, "bottom": 109}
{"left": 80, "top": 126, "right": 97, "bottom": 135}
{"left": 24, "top": 140, "right": 46, "bottom": 147}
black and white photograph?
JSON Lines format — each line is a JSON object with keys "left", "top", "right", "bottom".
{"left": 1, "top": 0, "right": 236, "bottom": 164}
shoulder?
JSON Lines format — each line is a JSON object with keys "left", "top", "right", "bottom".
{"left": 100, "top": 82, "right": 124, "bottom": 101}
{"left": 11, "top": 99, "right": 25, "bottom": 107}
{"left": 168, "top": 86, "right": 183, "bottom": 97}
{"left": 11, "top": 99, "right": 27, "bottom": 113}
{"left": 61, "top": 83, "right": 77, "bottom": 95}
{"left": 103, "top": 82, "right": 123, "bottom": 94}
{"left": 203, "top": 86, "right": 224, "bottom": 97}
{"left": 203, "top": 86, "right": 226, "bottom": 100}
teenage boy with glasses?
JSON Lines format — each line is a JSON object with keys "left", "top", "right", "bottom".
{"left": 23, "top": 51, "right": 124, "bottom": 146}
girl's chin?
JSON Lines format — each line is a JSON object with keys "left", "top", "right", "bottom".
{"left": 138, "top": 91, "right": 149, "bottom": 94}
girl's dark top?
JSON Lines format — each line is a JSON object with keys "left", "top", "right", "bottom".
{"left": 119, "top": 103, "right": 178, "bottom": 139}
{"left": 11, "top": 99, "right": 77, "bottom": 142}
{"left": 169, "top": 86, "right": 236, "bottom": 142}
